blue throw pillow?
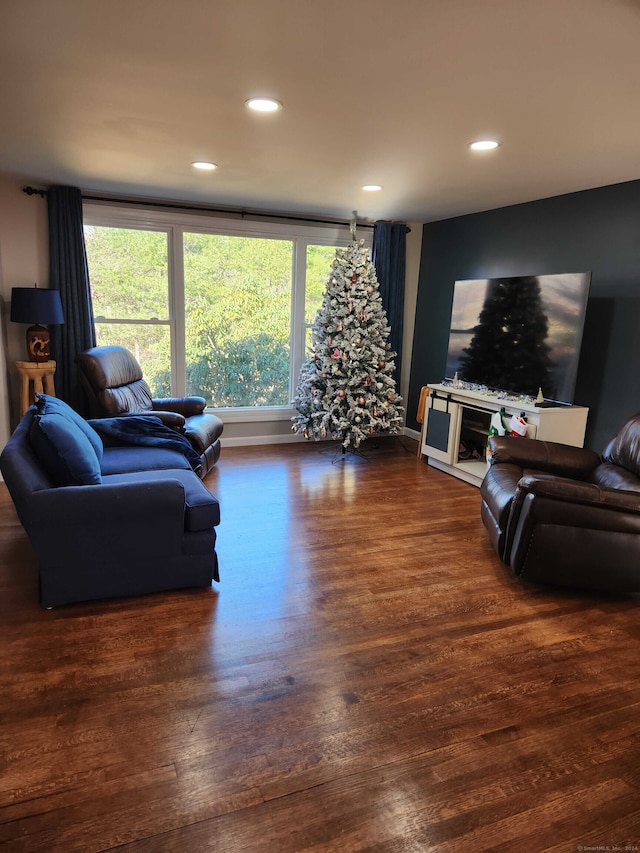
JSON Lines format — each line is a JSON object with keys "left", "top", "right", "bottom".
{"left": 29, "top": 410, "right": 102, "bottom": 486}
{"left": 34, "top": 393, "right": 103, "bottom": 463}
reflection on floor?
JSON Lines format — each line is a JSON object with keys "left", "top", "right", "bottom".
{"left": 1, "top": 436, "right": 640, "bottom": 851}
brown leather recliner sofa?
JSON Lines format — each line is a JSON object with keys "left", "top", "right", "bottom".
{"left": 481, "top": 414, "right": 640, "bottom": 591}
{"left": 76, "top": 346, "right": 224, "bottom": 477}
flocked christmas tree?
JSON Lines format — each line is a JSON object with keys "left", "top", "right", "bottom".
{"left": 291, "top": 238, "right": 404, "bottom": 448}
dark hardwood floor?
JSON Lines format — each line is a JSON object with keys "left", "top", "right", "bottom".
{"left": 1, "top": 436, "right": 640, "bottom": 852}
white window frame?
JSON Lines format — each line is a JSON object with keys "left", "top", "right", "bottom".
{"left": 83, "top": 201, "right": 365, "bottom": 422}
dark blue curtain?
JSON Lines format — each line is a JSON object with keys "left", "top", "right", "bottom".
{"left": 372, "top": 221, "right": 406, "bottom": 382}
{"left": 48, "top": 186, "right": 96, "bottom": 413}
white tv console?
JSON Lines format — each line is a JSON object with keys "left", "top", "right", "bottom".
{"left": 419, "top": 383, "right": 589, "bottom": 487}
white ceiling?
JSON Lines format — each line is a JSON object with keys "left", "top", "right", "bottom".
{"left": 1, "top": 0, "right": 640, "bottom": 224}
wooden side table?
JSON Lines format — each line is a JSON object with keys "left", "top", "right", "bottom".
{"left": 16, "top": 360, "right": 57, "bottom": 415}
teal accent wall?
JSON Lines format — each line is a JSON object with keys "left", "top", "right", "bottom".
{"left": 408, "top": 179, "right": 640, "bottom": 452}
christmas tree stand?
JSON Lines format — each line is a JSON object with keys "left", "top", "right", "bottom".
{"left": 320, "top": 442, "right": 374, "bottom": 464}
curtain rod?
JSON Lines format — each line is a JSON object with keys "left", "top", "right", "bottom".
{"left": 23, "top": 185, "right": 388, "bottom": 231}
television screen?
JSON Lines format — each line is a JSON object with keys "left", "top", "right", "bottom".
{"left": 445, "top": 273, "right": 591, "bottom": 404}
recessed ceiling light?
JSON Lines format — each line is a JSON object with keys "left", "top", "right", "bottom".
{"left": 469, "top": 140, "right": 500, "bottom": 151}
{"left": 245, "top": 98, "right": 282, "bottom": 113}
{"left": 362, "top": 184, "right": 382, "bottom": 192}
{"left": 192, "top": 161, "right": 217, "bottom": 170}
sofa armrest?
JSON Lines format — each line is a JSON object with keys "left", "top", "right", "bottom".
{"left": 489, "top": 436, "right": 601, "bottom": 480}
{"left": 508, "top": 473, "right": 640, "bottom": 591}
{"left": 153, "top": 397, "right": 206, "bottom": 417}
{"left": 516, "top": 474, "right": 640, "bottom": 513}
{"left": 91, "top": 411, "right": 187, "bottom": 430}
{"left": 26, "top": 478, "right": 188, "bottom": 560}
{"left": 147, "top": 408, "right": 188, "bottom": 429}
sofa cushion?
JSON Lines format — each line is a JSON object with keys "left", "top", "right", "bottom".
{"left": 589, "top": 461, "right": 640, "bottom": 492}
{"left": 89, "top": 416, "right": 202, "bottom": 473}
{"left": 101, "top": 380, "right": 155, "bottom": 416}
{"left": 101, "top": 445, "right": 191, "bottom": 476}
{"left": 29, "top": 410, "right": 102, "bottom": 486}
{"left": 34, "top": 393, "right": 103, "bottom": 462}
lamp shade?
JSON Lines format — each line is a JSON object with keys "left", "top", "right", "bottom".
{"left": 10, "top": 287, "right": 64, "bottom": 325}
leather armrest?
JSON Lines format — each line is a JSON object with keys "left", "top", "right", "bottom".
{"left": 489, "top": 436, "right": 601, "bottom": 480}
{"left": 93, "top": 411, "right": 187, "bottom": 430}
{"left": 517, "top": 474, "right": 640, "bottom": 513}
{"left": 146, "top": 409, "right": 187, "bottom": 429}
{"left": 153, "top": 397, "right": 206, "bottom": 417}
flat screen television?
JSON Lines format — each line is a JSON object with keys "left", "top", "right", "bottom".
{"left": 445, "top": 272, "right": 591, "bottom": 404}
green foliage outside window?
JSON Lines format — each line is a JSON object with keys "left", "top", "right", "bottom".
{"left": 84, "top": 224, "right": 340, "bottom": 407}
{"left": 85, "top": 226, "right": 172, "bottom": 395}
{"left": 182, "top": 233, "right": 292, "bottom": 406}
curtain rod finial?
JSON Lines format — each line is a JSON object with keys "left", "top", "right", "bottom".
{"left": 23, "top": 186, "right": 47, "bottom": 198}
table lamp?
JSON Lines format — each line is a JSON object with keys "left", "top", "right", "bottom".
{"left": 10, "top": 285, "right": 64, "bottom": 362}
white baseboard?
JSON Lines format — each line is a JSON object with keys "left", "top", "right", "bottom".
{"left": 221, "top": 432, "right": 308, "bottom": 448}
{"left": 222, "top": 427, "right": 418, "bottom": 448}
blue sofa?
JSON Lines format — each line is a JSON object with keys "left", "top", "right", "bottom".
{"left": 0, "top": 394, "right": 221, "bottom": 608}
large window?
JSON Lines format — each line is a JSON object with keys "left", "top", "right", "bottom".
{"left": 83, "top": 204, "right": 359, "bottom": 414}
{"left": 84, "top": 224, "right": 172, "bottom": 394}
{"left": 182, "top": 232, "right": 292, "bottom": 406}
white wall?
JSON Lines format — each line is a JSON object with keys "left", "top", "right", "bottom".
{"left": 0, "top": 172, "right": 422, "bottom": 449}
{"left": 0, "top": 174, "right": 50, "bottom": 439}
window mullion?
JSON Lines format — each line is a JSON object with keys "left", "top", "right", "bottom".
{"left": 291, "top": 238, "right": 308, "bottom": 402}
{"left": 171, "top": 226, "right": 186, "bottom": 397}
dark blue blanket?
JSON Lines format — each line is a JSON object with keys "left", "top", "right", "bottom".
{"left": 88, "top": 416, "right": 203, "bottom": 474}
